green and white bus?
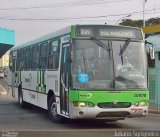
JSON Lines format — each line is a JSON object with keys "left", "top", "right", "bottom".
{"left": 8, "top": 25, "right": 149, "bottom": 122}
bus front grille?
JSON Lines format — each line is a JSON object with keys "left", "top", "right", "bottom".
{"left": 96, "top": 112, "right": 130, "bottom": 118}
{"left": 97, "top": 102, "right": 131, "bottom": 108}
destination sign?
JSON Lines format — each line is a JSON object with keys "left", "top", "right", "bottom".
{"left": 99, "top": 29, "right": 135, "bottom": 38}
{"left": 79, "top": 28, "right": 93, "bottom": 36}
{"left": 76, "top": 25, "right": 142, "bottom": 40}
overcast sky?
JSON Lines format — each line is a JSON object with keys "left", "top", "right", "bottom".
{"left": 0, "top": 0, "right": 159, "bottom": 45}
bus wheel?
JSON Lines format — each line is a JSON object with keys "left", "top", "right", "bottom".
{"left": 18, "top": 89, "right": 26, "bottom": 108}
{"left": 48, "top": 96, "right": 63, "bottom": 123}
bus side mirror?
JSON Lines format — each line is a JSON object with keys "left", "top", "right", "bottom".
{"left": 149, "top": 46, "right": 155, "bottom": 59}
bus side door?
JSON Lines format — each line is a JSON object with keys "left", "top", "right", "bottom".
{"left": 60, "top": 43, "right": 70, "bottom": 115}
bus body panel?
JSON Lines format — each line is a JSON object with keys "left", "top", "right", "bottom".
{"left": 37, "top": 93, "right": 47, "bottom": 109}
{"left": 69, "top": 90, "right": 149, "bottom": 119}
{"left": 69, "top": 103, "right": 148, "bottom": 120}
{"left": 23, "top": 89, "right": 31, "bottom": 103}
{"left": 69, "top": 90, "right": 149, "bottom": 104}
{"left": 45, "top": 70, "right": 60, "bottom": 96}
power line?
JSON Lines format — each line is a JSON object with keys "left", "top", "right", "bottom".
{"left": 0, "top": 7, "right": 160, "bottom": 22}
{"left": 0, "top": 0, "right": 131, "bottom": 11}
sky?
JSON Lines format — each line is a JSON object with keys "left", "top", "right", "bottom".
{"left": 0, "top": 0, "right": 160, "bottom": 45}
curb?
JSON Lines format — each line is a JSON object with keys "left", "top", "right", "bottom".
{"left": 149, "top": 109, "right": 160, "bottom": 114}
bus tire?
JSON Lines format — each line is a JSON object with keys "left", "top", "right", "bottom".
{"left": 48, "top": 96, "right": 63, "bottom": 123}
{"left": 18, "top": 88, "right": 26, "bottom": 108}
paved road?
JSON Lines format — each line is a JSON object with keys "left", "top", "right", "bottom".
{"left": 0, "top": 78, "right": 160, "bottom": 137}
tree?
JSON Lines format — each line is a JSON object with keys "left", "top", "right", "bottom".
{"left": 146, "top": 17, "right": 160, "bottom": 26}
{"left": 119, "top": 17, "right": 160, "bottom": 28}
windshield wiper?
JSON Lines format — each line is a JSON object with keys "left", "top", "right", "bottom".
{"left": 90, "top": 36, "right": 112, "bottom": 59}
{"left": 119, "top": 38, "right": 131, "bottom": 56}
{"left": 90, "top": 36, "right": 111, "bottom": 52}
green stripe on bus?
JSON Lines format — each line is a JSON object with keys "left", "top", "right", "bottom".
{"left": 36, "top": 70, "right": 46, "bottom": 93}
{"left": 37, "top": 70, "right": 38, "bottom": 83}
{"left": 69, "top": 90, "right": 149, "bottom": 105}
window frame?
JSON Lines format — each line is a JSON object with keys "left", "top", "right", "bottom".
{"left": 39, "top": 42, "right": 48, "bottom": 70}
{"left": 24, "top": 47, "right": 32, "bottom": 70}
{"left": 47, "top": 39, "right": 60, "bottom": 70}
{"left": 31, "top": 44, "right": 40, "bottom": 70}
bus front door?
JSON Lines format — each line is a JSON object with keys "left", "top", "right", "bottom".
{"left": 60, "top": 43, "right": 70, "bottom": 115}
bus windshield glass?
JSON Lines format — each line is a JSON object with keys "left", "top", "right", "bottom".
{"left": 71, "top": 39, "right": 147, "bottom": 90}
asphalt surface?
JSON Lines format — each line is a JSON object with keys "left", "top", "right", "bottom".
{"left": 0, "top": 77, "right": 160, "bottom": 137}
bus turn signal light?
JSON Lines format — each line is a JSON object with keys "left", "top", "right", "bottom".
{"left": 73, "top": 101, "right": 78, "bottom": 107}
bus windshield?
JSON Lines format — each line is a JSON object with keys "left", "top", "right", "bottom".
{"left": 71, "top": 39, "right": 147, "bottom": 90}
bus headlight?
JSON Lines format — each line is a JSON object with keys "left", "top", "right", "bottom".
{"left": 139, "top": 101, "right": 149, "bottom": 106}
{"left": 140, "top": 101, "right": 146, "bottom": 106}
{"left": 73, "top": 102, "right": 86, "bottom": 107}
{"left": 134, "top": 101, "right": 149, "bottom": 107}
{"left": 79, "top": 102, "right": 85, "bottom": 107}
{"left": 73, "top": 101, "right": 95, "bottom": 107}
{"left": 134, "top": 102, "right": 139, "bottom": 107}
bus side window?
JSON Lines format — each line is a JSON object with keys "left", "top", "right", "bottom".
{"left": 9, "top": 53, "right": 13, "bottom": 72}
{"left": 48, "top": 51, "right": 53, "bottom": 69}
{"left": 16, "top": 51, "right": 20, "bottom": 71}
{"left": 31, "top": 45, "right": 39, "bottom": 70}
{"left": 17, "top": 49, "right": 25, "bottom": 71}
{"left": 39, "top": 42, "right": 48, "bottom": 70}
{"left": 48, "top": 40, "right": 60, "bottom": 69}
{"left": 25, "top": 47, "right": 31, "bottom": 70}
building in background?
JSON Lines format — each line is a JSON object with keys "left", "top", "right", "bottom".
{"left": 143, "top": 25, "right": 160, "bottom": 112}
{"left": 0, "top": 28, "right": 15, "bottom": 58}
{"left": 0, "top": 28, "right": 15, "bottom": 78}
{"left": 0, "top": 52, "right": 9, "bottom": 68}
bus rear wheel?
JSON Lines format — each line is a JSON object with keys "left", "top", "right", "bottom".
{"left": 48, "top": 96, "right": 63, "bottom": 123}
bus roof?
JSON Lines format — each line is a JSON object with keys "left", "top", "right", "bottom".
{"left": 10, "top": 26, "right": 72, "bottom": 52}
{"left": 10, "top": 24, "right": 142, "bottom": 52}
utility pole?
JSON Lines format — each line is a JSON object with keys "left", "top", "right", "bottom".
{"left": 143, "top": 0, "right": 147, "bottom": 27}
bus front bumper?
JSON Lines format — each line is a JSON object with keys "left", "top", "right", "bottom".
{"left": 69, "top": 104, "right": 148, "bottom": 120}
